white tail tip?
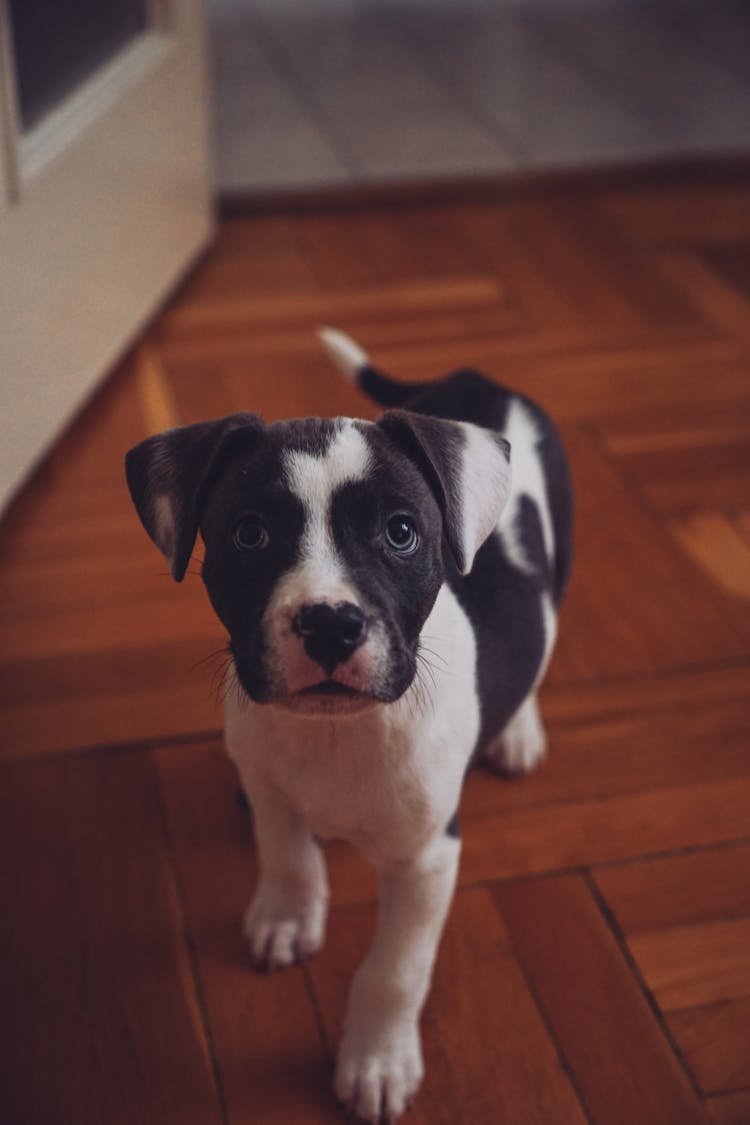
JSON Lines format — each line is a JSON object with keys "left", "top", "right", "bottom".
{"left": 317, "top": 326, "right": 369, "bottom": 381}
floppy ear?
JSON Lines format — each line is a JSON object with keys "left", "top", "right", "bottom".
{"left": 378, "top": 409, "right": 511, "bottom": 575}
{"left": 125, "top": 412, "right": 263, "bottom": 581}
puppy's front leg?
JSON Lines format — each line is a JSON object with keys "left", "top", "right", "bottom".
{"left": 240, "top": 776, "right": 329, "bottom": 970}
{"left": 336, "top": 834, "right": 460, "bottom": 1121}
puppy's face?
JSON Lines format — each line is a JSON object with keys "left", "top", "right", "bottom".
{"left": 200, "top": 418, "right": 444, "bottom": 715}
{"left": 126, "top": 406, "right": 511, "bottom": 718}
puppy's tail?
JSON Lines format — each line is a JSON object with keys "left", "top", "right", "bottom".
{"left": 317, "top": 326, "right": 423, "bottom": 408}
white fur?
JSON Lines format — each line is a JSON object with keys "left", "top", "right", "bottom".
{"left": 497, "top": 398, "right": 555, "bottom": 575}
{"left": 488, "top": 401, "right": 559, "bottom": 778}
{"left": 224, "top": 392, "right": 558, "bottom": 1123}
{"left": 226, "top": 583, "right": 479, "bottom": 1120}
{"left": 455, "top": 420, "right": 511, "bottom": 575}
{"left": 263, "top": 421, "right": 390, "bottom": 695}
{"left": 230, "top": 583, "right": 479, "bottom": 858}
{"left": 335, "top": 831, "right": 459, "bottom": 1119}
{"left": 317, "top": 326, "right": 370, "bottom": 381}
{"left": 483, "top": 693, "right": 547, "bottom": 775}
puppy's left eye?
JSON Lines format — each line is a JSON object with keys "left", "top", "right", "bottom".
{"left": 233, "top": 516, "right": 269, "bottom": 551}
{"left": 385, "top": 514, "right": 419, "bottom": 555}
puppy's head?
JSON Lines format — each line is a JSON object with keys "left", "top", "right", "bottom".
{"left": 126, "top": 410, "right": 510, "bottom": 716}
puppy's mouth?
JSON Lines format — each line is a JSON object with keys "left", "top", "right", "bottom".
{"left": 300, "top": 680, "right": 361, "bottom": 697}
{"left": 279, "top": 677, "right": 379, "bottom": 717}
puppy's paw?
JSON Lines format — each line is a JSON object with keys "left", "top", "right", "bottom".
{"left": 483, "top": 694, "right": 547, "bottom": 777}
{"left": 335, "top": 1019, "right": 423, "bottom": 1122}
{"left": 243, "top": 884, "right": 327, "bottom": 970}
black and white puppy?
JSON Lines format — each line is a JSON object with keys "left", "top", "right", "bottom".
{"left": 126, "top": 329, "right": 573, "bottom": 1122}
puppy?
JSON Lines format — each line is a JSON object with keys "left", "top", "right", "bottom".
{"left": 126, "top": 329, "right": 573, "bottom": 1122}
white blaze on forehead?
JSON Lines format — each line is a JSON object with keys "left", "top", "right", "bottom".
{"left": 282, "top": 420, "right": 372, "bottom": 508}
{"left": 279, "top": 420, "right": 372, "bottom": 603}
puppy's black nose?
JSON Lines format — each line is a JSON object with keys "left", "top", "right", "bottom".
{"left": 294, "top": 602, "right": 367, "bottom": 675}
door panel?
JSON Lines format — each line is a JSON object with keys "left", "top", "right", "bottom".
{"left": 0, "top": 1, "right": 214, "bottom": 511}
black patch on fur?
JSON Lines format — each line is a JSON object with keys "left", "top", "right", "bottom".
{"left": 278, "top": 416, "right": 341, "bottom": 459}
{"left": 445, "top": 506, "right": 546, "bottom": 753}
{"left": 445, "top": 811, "right": 460, "bottom": 838}
{"left": 198, "top": 417, "right": 447, "bottom": 704}
{"left": 361, "top": 365, "right": 574, "bottom": 752}
{"left": 198, "top": 424, "right": 320, "bottom": 701}
{"left": 126, "top": 365, "right": 572, "bottom": 748}
{"left": 387, "top": 369, "right": 573, "bottom": 606}
{"left": 125, "top": 413, "right": 263, "bottom": 581}
{"left": 330, "top": 427, "right": 446, "bottom": 700}
{"left": 376, "top": 410, "right": 471, "bottom": 572}
{"left": 358, "top": 364, "right": 425, "bottom": 407}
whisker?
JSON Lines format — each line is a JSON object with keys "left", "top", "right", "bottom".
{"left": 410, "top": 658, "right": 435, "bottom": 720}
{"left": 416, "top": 652, "right": 437, "bottom": 692}
{"left": 417, "top": 644, "right": 449, "bottom": 669}
{"left": 419, "top": 633, "right": 448, "bottom": 646}
{"left": 191, "top": 645, "right": 233, "bottom": 675}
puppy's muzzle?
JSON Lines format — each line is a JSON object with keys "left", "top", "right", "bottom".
{"left": 293, "top": 602, "right": 368, "bottom": 676}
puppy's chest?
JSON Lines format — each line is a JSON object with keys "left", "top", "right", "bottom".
{"left": 266, "top": 716, "right": 464, "bottom": 860}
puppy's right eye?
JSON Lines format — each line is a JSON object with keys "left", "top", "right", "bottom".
{"left": 233, "top": 517, "right": 269, "bottom": 551}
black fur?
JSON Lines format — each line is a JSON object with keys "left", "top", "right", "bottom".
{"left": 327, "top": 428, "right": 446, "bottom": 701}
{"left": 356, "top": 362, "right": 574, "bottom": 756}
{"left": 445, "top": 811, "right": 461, "bottom": 839}
{"left": 125, "top": 358, "right": 572, "bottom": 760}
{"left": 125, "top": 413, "right": 263, "bottom": 581}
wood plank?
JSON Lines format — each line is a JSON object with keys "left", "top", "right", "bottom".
{"left": 707, "top": 1089, "right": 750, "bottom": 1125}
{"left": 463, "top": 684, "right": 750, "bottom": 820}
{"left": 294, "top": 210, "right": 388, "bottom": 288}
{"left": 0, "top": 589, "right": 220, "bottom": 662}
{"left": 459, "top": 777, "right": 750, "bottom": 887}
{"left": 602, "top": 420, "right": 750, "bottom": 457}
{"left": 157, "top": 275, "right": 506, "bottom": 336}
{"left": 538, "top": 196, "right": 700, "bottom": 329}
{"left": 736, "top": 510, "right": 750, "bottom": 546}
{"left": 595, "top": 845, "right": 750, "bottom": 934}
{"left": 542, "top": 663, "right": 750, "bottom": 725}
{"left": 355, "top": 205, "right": 485, "bottom": 283}
{"left": 612, "top": 439, "right": 750, "bottom": 514}
{"left": 453, "top": 201, "right": 585, "bottom": 331}
{"left": 603, "top": 185, "right": 750, "bottom": 247}
{"left": 668, "top": 997, "right": 750, "bottom": 1094}
{"left": 628, "top": 918, "right": 750, "bottom": 1011}
{"left": 487, "top": 198, "right": 654, "bottom": 333}
{"left": 155, "top": 741, "right": 339, "bottom": 1123}
{"left": 701, "top": 243, "right": 750, "bottom": 303}
{"left": 495, "top": 874, "right": 708, "bottom": 1125}
{"left": 0, "top": 643, "right": 226, "bottom": 760}
{"left": 659, "top": 251, "right": 750, "bottom": 340}
{"left": 549, "top": 426, "right": 749, "bottom": 684}
{"left": 422, "top": 887, "right": 586, "bottom": 1125}
{"left": 175, "top": 214, "right": 320, "bottom": 302}
{"left": 307, "top": 887, "right": 587, "bottom": 1125}
{"left": 0, "top": 752, "right": 222, "bottom": 1125}
{"left": 671, "top": 513, "right": 750, "bottom": 601}
{"left": 159, "top": 346, "right": 380, "bottom": 428}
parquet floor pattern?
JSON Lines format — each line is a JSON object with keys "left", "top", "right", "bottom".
{"left": 2, "top": 174, "right": 750, "bottom": 1124}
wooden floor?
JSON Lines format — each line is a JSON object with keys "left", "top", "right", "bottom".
{"left": 2, "top": 170, "right": 750, "bottom": 1124}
